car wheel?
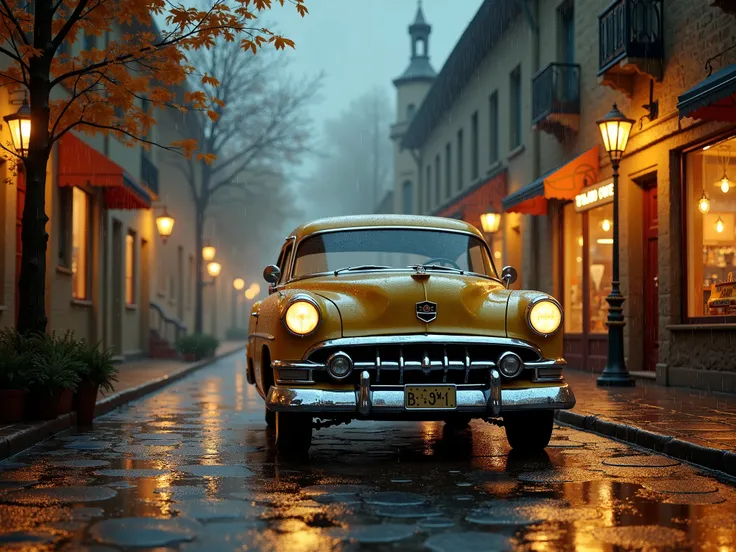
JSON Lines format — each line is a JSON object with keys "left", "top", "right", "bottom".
{"left": 275, "top": 412, "right": 313, "bottom": 455}
{"left": 265, "top": 407, "right": 275, "bottom": 429}
{"left": 503, "top": 410, "right": 554, "bottom": 453}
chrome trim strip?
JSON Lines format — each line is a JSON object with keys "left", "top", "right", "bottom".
{"left": 303, "top": 335, "right": 543, "bottom": 360}
{"left": 489, "top": 369, "right": 501, "bottom": 416}
{"left": 249, "top": 332, "right": 275, "bottom": 341}
{"left": 265, "top": 383, "right": 576, "bottom": 415}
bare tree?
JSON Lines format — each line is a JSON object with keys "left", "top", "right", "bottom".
{"left": 172, "top": 37, "right": 321, "bottom": 333}
{"left": 303, "top": 87, "right": 394, "bottom": 218}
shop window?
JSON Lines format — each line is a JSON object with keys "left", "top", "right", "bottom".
{"left": 445, "top": 143, "right": 452, "bottom": 197}
{"left": 489, "top": 91, "right": 499, "bottom": 164}
{"left": 125, "top": 233, "right": 135, "bottom": 305}
{"left": 471, "top": 111, "right": 479, "bottom": 180}
{"left": 457, "top": 129, "right": 464, "bottom": 190}
{"left": 686, "top": 135, "right": 736, "bottom": 318}
{"left": 402, "top": 180, "right": 413, "bottom": 215}
{"left": 71, "top": 187, "right": 90, "bottom": 300}
{"left": 587, "top": 204, "right": 613, "bottom": 332}
{"left": 425, "top": 165, "right": 431, "bottom": 211}
{"left": 510, "top": 65, "right": 522, "bottom": 149}
{"left": 563, "top": 203, "right": 583, "bottom": 333}
{"left": 58, "top": 187, "right": 72, "bottom": 268}
{"left": 435, "top": 154, "right": 440, "bottom": 206}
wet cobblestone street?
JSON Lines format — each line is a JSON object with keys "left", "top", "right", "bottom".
{"left": 3, "top": 356, "right": 736, "bottom": 551}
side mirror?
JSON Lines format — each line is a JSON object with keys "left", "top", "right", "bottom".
{"left": 263, "top": 265, "right": 281, "bottom": 284}
{"left": 501, "top": 266, "right": 517, "bottom": 289}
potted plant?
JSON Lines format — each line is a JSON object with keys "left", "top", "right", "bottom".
{"left": 0, "top": 328, "right": 33, "bottom": 423}
{"left": 200, "top": 334, "right": 220, "bottom": 359}
{"left": 74, "top": 342, "right": 118, "bottom": 425}
{"left": 176, "top": 335, "right": 198, "bottom": 362}
{"left": 26, "top": 332, "right": 83, "bottom": 420}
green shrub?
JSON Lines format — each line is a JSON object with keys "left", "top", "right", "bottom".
{"left": 225, "top": 327, "right": 248, "bottom": 340}
{"left": 27, "top": 332, "right": 84, "bottom": 394}
{"left": 176, "top": 333, "right": 220, "bottom": 359}
{"left": 0, "top": 328, "right": 34, "bottom": 390}
{"left": 75, "top": 342, "right": 118, "bottom": 394}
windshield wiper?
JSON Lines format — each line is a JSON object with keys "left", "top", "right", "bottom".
{"left": 334, "top": 265, "right": 394, "bottom": 275}
{"left": 410, "top": 264, "right": 465, "bottom": 274}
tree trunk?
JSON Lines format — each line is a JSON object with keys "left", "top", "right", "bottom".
{"left": 194, "top": 208, "right": 204, "bottom": 334}
{"left": 17, "top": 10, "right": 53, "bottom": 336}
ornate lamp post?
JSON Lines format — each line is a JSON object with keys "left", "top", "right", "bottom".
{"left": 596, "top": 103, "right": 635, "bottom": 387}
{"left": 4, "top": 98, "right": 31, "bottom": 158}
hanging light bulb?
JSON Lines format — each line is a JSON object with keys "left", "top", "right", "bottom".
{"left": 577, "top": 236, "right": 584, "bottom": 247}
{"left": 720, "top": 174, "right": 731, "bottom": 193}
{"left": 698, "top": 190, "right": 711, "bottom": 214}
{"left": 716, "top": 216, "right": 725, "bottom": 233}
{"left": 601, "top": 219, "right": 611, "bottom": 232}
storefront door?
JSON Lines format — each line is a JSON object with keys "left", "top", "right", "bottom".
{"left": 643, "top": 180, "right": 659, "bottom": 371}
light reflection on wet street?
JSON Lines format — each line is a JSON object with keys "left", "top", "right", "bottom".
{"left": 2, "top": 356, "right": 736, "bottom": 551}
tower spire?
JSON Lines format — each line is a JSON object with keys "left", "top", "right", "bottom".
{"left": 393, "top": 1, "right": 436, "bottom": 86}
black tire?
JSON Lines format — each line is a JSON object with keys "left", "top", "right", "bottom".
{"left": 265, "top": 407, "right": 275, "bottom": 429}
{"left": 503, "top": 410, "right": 554, "bottom": 453}
{"left": 275, "top": 412, "right": 313, "bottom": 455}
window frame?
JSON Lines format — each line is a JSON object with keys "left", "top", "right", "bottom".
{"left": 510, "top": 65, "right": 522, "bottom": 149}
{"left": 489, "top": 91, "right": 499, "bottom": 164}
{"left": 57, "top": 186, "right": 72, "bottom": 269}
{"left": 71, "top": 187, "right": 92, "bottom": 301}
{"left": 445, "top": 142, "right": 452, "bottom": 197}
{"left": 457, "top": 128, "right": 464, "bottom": 191}
{"left": 681, "top": 132, "right": 736, "bottom": 324}
{"left": 471, "top": 111, "right": 479, "bottom": 180}
{"left": 125, "top": 231, "right": 136, "bottom": 306}
{"left": 402, "top": 180, "right": 413, "bottom": 215}
{"left": 435, "top": 154, "right": 441, "bottom": 206}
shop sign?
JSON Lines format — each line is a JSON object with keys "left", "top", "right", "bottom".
{"left": 574, "top": 181, "right": 614, "bottom": 212}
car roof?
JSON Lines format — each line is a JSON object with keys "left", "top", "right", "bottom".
{"left": 288, "top": 215, "right": 484, "bottom": 241}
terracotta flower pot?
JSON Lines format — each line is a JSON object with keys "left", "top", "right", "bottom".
{"left": 0, "top": 389, "right": 27, "bottom": 424}
{"left": 184, "top": 353, "right": 196, "bottom": 362}
{"left": 74, "top": 382, "right": 100, "bottom": 426}
{"left": 27, "top": 388, "right": 75, "bottom": 420}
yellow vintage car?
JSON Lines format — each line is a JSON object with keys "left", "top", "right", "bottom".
{"left": 246, "top": 215, "right": 575, "bottom": 454}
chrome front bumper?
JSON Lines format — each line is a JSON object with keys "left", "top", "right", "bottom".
{"left": 266, "top": 369, "right": 576, "bottom": 417}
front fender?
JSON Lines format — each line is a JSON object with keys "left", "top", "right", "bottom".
{"left": 505, "top": 291, "right": 564, "bottom": 360}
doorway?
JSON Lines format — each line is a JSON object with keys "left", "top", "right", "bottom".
{"left": 642, "top": 177, "right": 659, "bottom": 372}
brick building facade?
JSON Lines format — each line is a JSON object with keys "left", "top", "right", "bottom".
{"left": 393, "top": 0, "right": 736, "bottom": 392}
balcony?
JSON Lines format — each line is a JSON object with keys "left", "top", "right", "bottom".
{"left": 598, "top": 0, "right": 664, "bottom": 97}
{"left": 141, "top": 151, "right": 159, "bottom": 197}
{"left": 532, "top": 63, "right": 581, "bottom": 140}
{"left": 710, "top": 0, "right": 736, "bottom": 15}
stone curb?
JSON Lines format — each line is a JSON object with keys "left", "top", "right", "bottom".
{"left": 555, "top": 409, "right": 736, "bottom": 478}
{"left": 0, "top": 346, "right": 246, "bottom": 462}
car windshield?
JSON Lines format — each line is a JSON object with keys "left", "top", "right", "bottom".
{"left": 292, "top": 229, "right": 497, "bottom": 278}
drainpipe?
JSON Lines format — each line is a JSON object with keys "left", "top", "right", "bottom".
{"left": 524, "top": 0, "right": 541, "bottom": 290}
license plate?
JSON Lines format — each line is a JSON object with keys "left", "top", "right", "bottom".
{"left": 404, "top": 385, "right": 457, "bottom": 410}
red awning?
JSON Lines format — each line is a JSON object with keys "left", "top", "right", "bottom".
{"left": 436, "top": 170, "right": 507, "bottom": 231}
{"left": 502, "top": 146, "right": 600, "bottom": 215}
{"left": 57, "top": 134, "right": 152, "bottom": 210}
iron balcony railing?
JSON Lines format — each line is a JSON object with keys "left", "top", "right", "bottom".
{"left": 141, "top": 151, "right": 160, "bottom": 196}
{"left": 532, "top": 63, "right": 581, "bottom": 126}
{"left": 598, "top": 0, "right": 663, "bottom": 74}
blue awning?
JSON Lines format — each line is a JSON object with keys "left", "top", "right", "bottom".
{"left": 678, "top": 64, "right": 736, "bottom": 122}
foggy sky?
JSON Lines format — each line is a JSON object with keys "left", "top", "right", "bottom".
{"left": 271, "top": 0, "right": 483, "bottom": 172}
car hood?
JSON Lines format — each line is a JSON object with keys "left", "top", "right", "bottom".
{"left": 293, "top": 272, "right": 511, "bottom": 338}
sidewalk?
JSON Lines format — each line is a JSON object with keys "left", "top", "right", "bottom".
{"left": 0, "top": 341, "right": 246, "bottom": 461}
{"left": 558, "top": 368, "right": 736, "bottom": 476}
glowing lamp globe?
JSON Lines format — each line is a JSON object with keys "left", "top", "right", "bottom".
{"left": 3, "top": 99, "right": 31, "bottom": 157}
{"left": 202, "top": 244, "right": 216, "bottom": 262}
{"left": 250, "top": 283, "right": 261, "bottom": 296}
{"left": 155, "top": 209, "right": 175, "bottom": 243}
{"left": 480, "top": 212, "right": 502, "bottom": 234}
{"left": 206, "top": 261, "right": 222, "bottom": 278}
{"left": 597, "top": 103, "right": 634, "bottom": 162}
{"left": 716, "top": 217, "right": 725, "bottom": 234}
{"left": 233, "top": 278, "right": 245, "bottom": 291}
{"left": 698, "top": 191, "right": 711, "bottom": 214}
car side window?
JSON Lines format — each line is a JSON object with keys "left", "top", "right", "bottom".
{"left": 277, "top": 243, "right": 294, "bottom": 283}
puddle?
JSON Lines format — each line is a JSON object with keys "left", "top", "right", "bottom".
{"left": 425, "top": 531, "right": 511, "bottom": 552}
{"left": 171, "top": 499, "right": 265, "bottom": 521}
{"left": 5, "top": 486, "right": 117, "bottom": 505}
{"left": 602, "top": 455, "right": 681, "bottom": 468}
{"left": 327, "top": 523, "right": 417, "bottom": 543}
{"left": 63, "top": 442, "right": 111, "bottom": 451}
{"left": 88, "top": 517, "right": 203, "bottom": 547}
{"left": 374, "top": 505, "right": 443, "bottom": 518}
{"left": 49, "top": 460, "right": 111, "bottom": 469}
{"left": 179, "top": 465, "right": 254, "bottom": 478}
{"left": 591, "top": 525, "right": 688, "bottom": 549}
{"left": 643, "top": 478, "right": 720, "bottom": 494}
{"left": 364, "top": 491, "right": 426, "bottom": 506}
{"left": 95, "top": 469, "right": 169, "bottom": 478}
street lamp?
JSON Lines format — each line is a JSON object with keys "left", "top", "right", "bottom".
{"left": 4, "top": 98, "right": 31, "bottom": 157}
{"left": 155, "top": 207, "right": 175, "bottom": 244}
{"left": 206, "top": 261, "right": 222, "bottom": 278}
{"left": 233, "top": 278, "right": 245, "bottom": 291}
{"left": 596, "top": 103, "right": 635, "bottom": 388}
{"left": 202, "top": 244, "right": 216, "bottom": 262}
{"left": 232, "top": 278, "right": 245, "bottom": 328}
{"left": 480, "top": 212, "right": 502, "bottom": 234}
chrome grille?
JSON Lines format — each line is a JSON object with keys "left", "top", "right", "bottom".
{"left": 308, "top": 343, "right": 540, "bottom": 385}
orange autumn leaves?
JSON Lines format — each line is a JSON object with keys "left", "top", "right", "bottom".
{"left": 0, "top": 0, "right": 308, "bottom": 163}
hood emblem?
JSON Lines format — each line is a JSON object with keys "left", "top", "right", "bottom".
{"left": 416, "top": 301, "right": 437, "bottom": 323}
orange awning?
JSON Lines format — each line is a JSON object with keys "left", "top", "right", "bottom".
{"left": 436, "top": 170, "right": 507, "bottom": 230}
{"left": 58, "top": 134, "right": 152, "bottom": 210}
{"left": 502, "top": 146, "right": 599, "bottom": 215}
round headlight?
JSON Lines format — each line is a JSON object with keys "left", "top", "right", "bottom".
{"left": 284, "top": 300, "right": 321, "bottom": 336}
{"left": 528, "top": 299, "right": 563, "bottom": 336}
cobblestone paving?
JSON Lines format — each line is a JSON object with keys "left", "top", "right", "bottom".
{"left": 2, "top": 356, "right": 736, "bottom": 551}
